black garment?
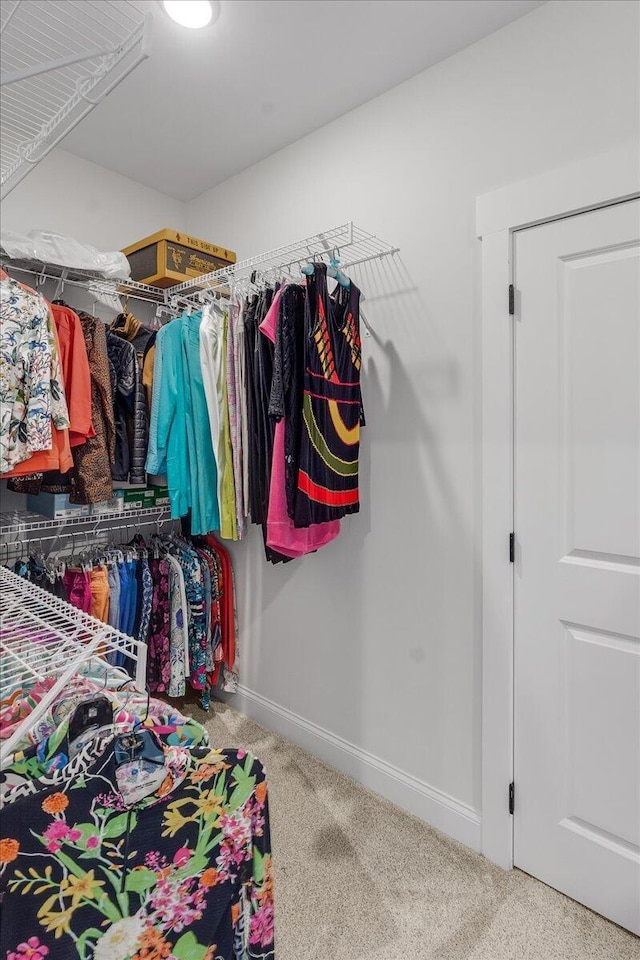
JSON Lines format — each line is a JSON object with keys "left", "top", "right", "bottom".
{"left": 294, "top": 263, "right": 363, "bottom": 527}
{"left": 245, "top": 288, "right": 277, "bottom": 525}
{"left": 256, "top": 287, "right": 276, "bottom": 518}
{"left": 17, "top": 558, "right": 68, "bottom": 601}
{"left": 106, "top": 332, "right": 148, "bottom": 484}
{"left": 246, "top": 289, "right": 292, "bottom": 565}
{"left": 269, "top": 283, "right": 306, "bottom": 520}
{"left": 244, "top": 294, "right": 261, "bottom": 522}
{"left": 110, "top": 311, "right": 154, "bottom": 367}
{"left": 132, "top": 556, "right": 145, "bottom": 639}
{"left": 142, "top": 328, "right": 157, "bottom": 365}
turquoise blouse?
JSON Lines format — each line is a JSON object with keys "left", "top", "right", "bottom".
{"left": 146, "top": 312, "right": 220, "bottom": 534}
{"left": 181, "top": 311, "right": 220, "bottom": 535}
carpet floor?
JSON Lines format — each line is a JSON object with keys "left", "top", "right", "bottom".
{"left": 179, "top": 697, "right": 639, "bottom": 960}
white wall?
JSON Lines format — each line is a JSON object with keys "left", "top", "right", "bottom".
{"left": 185, "top": 0, "right": 640, "bottom": 828}
{"left": 2, "top": 149, "right": 185, "bottom": 251}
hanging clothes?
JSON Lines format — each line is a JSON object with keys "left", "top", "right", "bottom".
{"left": 0, "top": 275, "right": 70, "bottom": 474}
{"left": 166, "top": 553, "right": 190, "bottom": 697}
{"left": 147, "top": 312, "right": 220, "bottom": 535}
{"left": 107, "top": 330, "right": 148, "bottom": 484}
{"left": 220, "top": 313, "right": 238, "bottom": 539}
{"left": 50, "top": 303, "right": 94, "bottom": 448}
{"left": 260, "top": 284, "right": 340, "bottom": 557}
{"left": 227, "top": 297, "right": 248, "bottom": 538}
{"left": 200, "top": 533, "right": 239, "bottom": 691}
{"left": 198, "top": 304, "right": 227, "bottom": 527}
{"left": 146, "top": 556, "right": 171, "bottom": 693}
{"left": 2, "top": 314, "right": 74, "bottom": 479}
{"left": 294, "top": 263, "right": 363, "bottom": 526}
{"left": 181, "top": 311, "right": 220, "bottom": 535}
{"left": 146, "top": 318, "right": 190, "bottom": 517}
{"left": 69, "top": 312, "right": 116, "bottom": 504}
{"left": 142, "top": 330, "right": 157, "bottom": 413}
{"left": 9, "top": 525, "right": 239, "bottom": 709}
{"left": 109, "top": 310, "right": 154, "bottom": 369}
{"left": 236, "top": 298, "right": 251, "bottom": 529}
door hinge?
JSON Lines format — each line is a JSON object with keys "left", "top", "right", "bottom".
{"left": 508, "top": 283, "right": 515, "bottom": 316}
{"left": 509, "top": 781, "right": 515, "bottom": 815}
{"left": 509, "top": 532, "right": 515, "bottom": 563}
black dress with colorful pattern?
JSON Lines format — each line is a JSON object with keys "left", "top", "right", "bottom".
{"left": 0, "top": 742, "right": 274, "bottom": 960}
{"left": 294, "top": 263, "right": 363, "bottom": 527}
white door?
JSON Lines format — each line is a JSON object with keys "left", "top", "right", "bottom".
{"left": 514, "top": 199, "right": 640, "bottom": 933}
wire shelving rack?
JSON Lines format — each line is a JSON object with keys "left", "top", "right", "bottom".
{"left": 0, "top": 566, "right": 147, "bottom": 764}
{"left": 1, "top": 222, "right": 400, "bottom": 314}
{"left": 167, "top": 222, "right": 400, "bottom": 306}
{"left": 0, "top": 258, "right": 167, "bottom": 305}
{"left": 0, "top": 506, "right": 176, "bottom": 554}
{"left": 0, "top": 1, "right": 151, "bottom": 199}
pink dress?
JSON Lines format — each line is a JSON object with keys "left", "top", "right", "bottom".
{"left": 259, "top": 288, "right": 340, "bottom": 557}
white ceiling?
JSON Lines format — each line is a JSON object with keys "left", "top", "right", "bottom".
{"left": 60, "top": 0, "right": 546, "bottom": 201}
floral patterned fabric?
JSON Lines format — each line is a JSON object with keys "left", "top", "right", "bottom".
{"left": 0, "top": 277, "right": 69, "bottom": 473}
{"left": 146, "top": 558, "right": 171, "bottom": 693}
{"left": 0, "top": 661, "right": 131, "bottom": 748}
{"left": 0, "top": 699, "right": 209, "bottom": 804}
{"left": 175, "top": 542, "right": 209, "bottom": 707}
{"left": 0, "top": 742, "right": 274, "bottom": 960}
{"left": 138, "top": 557, "right": 153, "bottom": 647}
{"left": 167, "top": 556, "right": 189, "bottom": 698}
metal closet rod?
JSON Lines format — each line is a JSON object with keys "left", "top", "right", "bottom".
{"left": 1, "top": 262, "right": 166, "bottom": 305}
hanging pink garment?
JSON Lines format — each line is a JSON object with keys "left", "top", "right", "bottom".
{"left": 260, "top": 288, "right": 340, "bottom": 557}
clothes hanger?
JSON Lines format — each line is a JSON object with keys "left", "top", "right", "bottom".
{"left": 68, "top": 694, "right": 113, "bottom": 747}
{"left": 327, "top": 248, "right": 351, "bottom": 289}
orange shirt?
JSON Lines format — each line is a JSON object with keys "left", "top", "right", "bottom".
{"left": 50, "top": 303, "right": 94, "bottom": 447}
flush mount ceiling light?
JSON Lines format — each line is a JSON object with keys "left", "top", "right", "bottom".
{"left": 161, "top": 1, "right": 219, "bottom": 29}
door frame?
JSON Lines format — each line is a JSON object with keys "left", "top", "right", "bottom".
{"left": 477, "top": 143, "right": 640, "bottom": 870}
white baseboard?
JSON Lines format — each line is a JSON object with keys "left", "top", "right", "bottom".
{"left": 220, "top": 684, "right": 481, "bottom": 853}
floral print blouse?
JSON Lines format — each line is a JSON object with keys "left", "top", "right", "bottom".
{"left": 0, "top": 741, "right": 274, "bottom": 960}
{"left": 0, "top": 277, "right": 69, "bottom": 473}
{"left": 167, "top": 555, "right": 190, "bottom": 698}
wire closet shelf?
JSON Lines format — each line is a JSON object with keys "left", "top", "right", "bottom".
{"left": 0, "top": 1, "right": 151, "bottom": 199}
{"left": 167, "top": 222, "right": 400, "bottom": 306}
{"left": 0, "top": 566, "right": 147, "bottom": 764}
{"left": 0, "top": 258, "right": 168, "bottom": 306}
{"left": 0, "top": 505, "right": 175, "bottom": 547}
{"left": 1, "top": 223, "right": 399, "bottom": 312}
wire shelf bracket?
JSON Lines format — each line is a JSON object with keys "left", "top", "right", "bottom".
{"left": 0, "top": 566, "right": 147, "bottom": 764}
{"left": 1, "top": 2, "right": 152, "bottom": 200}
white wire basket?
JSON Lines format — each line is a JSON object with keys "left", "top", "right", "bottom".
{"left": 0, "top": 0, "right": 151, "bottom": 199}
{"left": 0, "top": 566, "right": 147, "bottom": 763}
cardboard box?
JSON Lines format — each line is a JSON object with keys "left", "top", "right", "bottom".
{"left": 27, "top": 493, "right": 91, "bottom": 520}
{"left": 150, "top": 485, "right": 170, "bottom": 508}
{"left": 122, "top": 229, "right": 236, "bottom": 289}
{"left": 122, "top": 488, "right": 155, "bottom": 511}
{"left": 90, "top": 491, "right": 124, "bottom": 515}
